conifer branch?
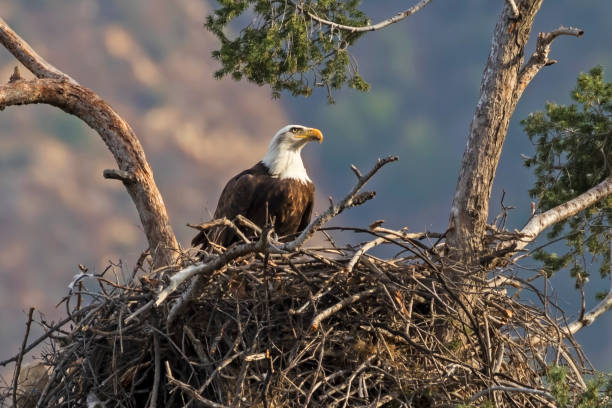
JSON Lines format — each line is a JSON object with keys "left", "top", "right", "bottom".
{"left": 299, "top": 0, "right": 433, "bottom": 33}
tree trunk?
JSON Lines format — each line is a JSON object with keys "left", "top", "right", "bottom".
{"left": 447, "top": 0, "right": 543, "bottom": 259}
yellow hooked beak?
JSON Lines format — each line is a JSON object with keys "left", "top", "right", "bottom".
{"left": 296, "top": 127, "right": 323, "bottom": 143}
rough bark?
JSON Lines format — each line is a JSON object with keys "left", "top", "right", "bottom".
{"left": 0, "top": 77, "right": 178, "bottom": 267}
{"left": 447, "top": 0, "right": 544, "bottom": 257}
{"left": 447, "top": 2, "right": 584, "bottom": 260}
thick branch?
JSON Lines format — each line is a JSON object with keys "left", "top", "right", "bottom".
{"left": 0, "top": 17, "right": 77, "bottom": 84}
{"left": 301, "top": 0, "right": 432, "bottom": 33}
{"left": 0, "top": 78, "right": 178, "bottom": 266}
{"left": 446, "top": 1, "right": 580, "bottom": 258}
{"left": 514, "top": 177, "right": 612, "bottom": 250}
{"left": 516, "top": 26, "right": 583, "bottom": 97}
{"left": 156, "top": 230, "right": 273, "bottom": 306}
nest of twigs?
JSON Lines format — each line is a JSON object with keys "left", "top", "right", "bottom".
{"left": 0, "top": 225, "right": 593, "bottom": 407}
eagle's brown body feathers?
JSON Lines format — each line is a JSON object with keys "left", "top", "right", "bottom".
{"left": 192, "top": 161, "right": 314, "bottom": 249}
{"left": 192, "top": 124, "right": 321, "bottom": 251}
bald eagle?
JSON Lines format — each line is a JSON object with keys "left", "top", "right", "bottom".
{"left": 192, "top": 125, "right": 323, "bottom": 250}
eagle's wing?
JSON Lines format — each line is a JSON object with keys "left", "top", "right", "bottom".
{"left": 191, "top": 170, "right": 260, "bottom": 249}
{"left": 296, "top": 183, "right": 315, "bottom": 233}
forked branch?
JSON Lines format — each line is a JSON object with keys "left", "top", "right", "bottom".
{"left": 516, "top": 26, "right": 583, "bottom": 97}
{"left": 565, "top": 277, "right": 612, "bottom": 336}
{"left": 0, "top": 19, "right": 178, "bottom": 267}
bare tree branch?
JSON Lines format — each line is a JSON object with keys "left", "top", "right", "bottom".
{"left": 514, "top": 177, "right": 612, "bottom": 251}
{"left": 299, "top": 0, "right": 432, "bottom": 33}
{"left": 0, "top": 17, "right": 77, "bottom": 84}
{"left": 150, "top": 332, "right": 161, "bottom": 408}
{"left": 156, "top": 229, "right": 273, "bottom": 308}
{"left": 447, "top": 0, "right": 545, "bottom": 257}
{"left": 516, "top": 26, "right": 583, "bottom": 97}
{"left": 513, "top": 272, "right": 612, "bottom": 353}
{"left": 103, "top": 169, "right": 136, "bottom": 183}
{"left": 0, "top": 78, "right": 178, "bottom": 266}
{"left": 446, "top": 2, "right": 583, "bottom": 261}
{"left": 470, "top": 385, "right": 555, "bottom": 403}
{"left": 165, "top": 361, "right": 229, "bottom": 408}
{"left": 281, "top": 156, "right": 398, "bottom": 252}
{"left": 188, "top": 218, "right": 252, "bottom": 245}
{"left": 565, "top": 262, "right": 612, "bottom": 336}
{"left": 12, "top": 307, "right": 35, "bottom": 408}
{"left": 0, "top": 18, "right": 179, "bottom": 266}
{"left": 310, "top": 288, "right": 377, "bottom": 330}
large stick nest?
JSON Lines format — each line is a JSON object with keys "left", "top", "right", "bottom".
{"left": 1, "top": 227, "right": 592, "bottom": 407}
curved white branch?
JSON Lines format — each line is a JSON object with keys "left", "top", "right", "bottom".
{"left": 515, "top": 176, "right": 612, "bottom": 251}
{"left": 0, "top": 17, "right": 179, "bottom": 267}
{"left": 565, "top": 264, "right": 612, "bottom": 336}
{"left": 0, "top": 80, "right": 178, "bottom": 267}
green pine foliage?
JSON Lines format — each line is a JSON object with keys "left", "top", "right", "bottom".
{"left": 521, "top": 67, "right": 612, "bottom": 286}
{"left": 547, "top": 366, "right": 612, "bottom": 408}
{"left": 205, "top": 0, "right": 371, "bottom": 101}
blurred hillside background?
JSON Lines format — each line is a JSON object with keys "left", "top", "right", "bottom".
{"left": 0, "top": 0, "right": 611, "bottom": 379}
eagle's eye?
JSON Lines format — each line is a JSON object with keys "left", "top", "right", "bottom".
{"left": 289, "top": 127, "right": 300, "bottom": 134}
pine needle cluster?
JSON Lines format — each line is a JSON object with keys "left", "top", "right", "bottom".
{"left": 205, "top": 0, "right": 371, "bottom": 101}
{"left": 522, "top": 67, "right": 612, "bottom": 286}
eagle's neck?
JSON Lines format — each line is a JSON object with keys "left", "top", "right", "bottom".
{"left": 262, "top": 146, "right": 311, "bottom": 183}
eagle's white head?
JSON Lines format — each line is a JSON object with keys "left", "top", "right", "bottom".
{"left": 262, "top": 124, "right": 323, "bottom": 183}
